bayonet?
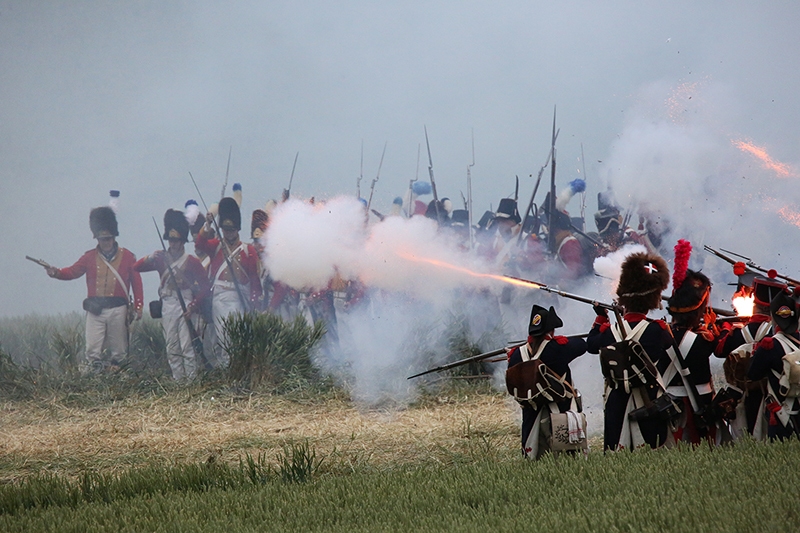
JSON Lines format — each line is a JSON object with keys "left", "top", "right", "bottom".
{"left": 366, "top": 142, "right": 387, "bottom": 212}
{"left": 424, "top": 125, "right": 440, "bottom": 220}
{"left": 221, "top": 146, "right": 232, "bottom": 199}
{"left": 283, "top": 151, "right": 299, "bottom": 202}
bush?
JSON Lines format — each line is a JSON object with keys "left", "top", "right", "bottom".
{"left": 220, "top": 312, "right": 326, "bottom": 391}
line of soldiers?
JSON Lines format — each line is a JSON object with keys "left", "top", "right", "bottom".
{"left": 506, "top": 242, "right": 800, "bottom": 458}
{"left": 45, "top": 194, "right": 260, "bottom": 380}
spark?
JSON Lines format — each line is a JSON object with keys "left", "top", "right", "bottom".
{"left": 733, "top": 139, "right": 797, "bottom": 178}
{"left": 395, "top": 251, "right": 541, "bottom": 289}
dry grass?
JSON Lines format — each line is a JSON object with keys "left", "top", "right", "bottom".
{"left": 0, "top": 387, "right": 537, "bottom": 483}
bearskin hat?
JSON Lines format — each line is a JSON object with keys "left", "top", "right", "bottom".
{"left": 89, "top": 206, "right": 118, "bottom": 238}
{"left": 163, "top": 209, "right": 189, "bottom": 242}
{"left": 770, "top": 289, "right": 799, "bottom": 334}
{"left": 616, "top": 252, "right": 670, "bottom": 312}
{"left": 218, "top": 197, "right": 241, "bottom": 231}
{"left": 528, "top": 305, "right": 563, "bottom": 336}
{"left": 251, "top": 209, "right": 269, "bottom": 240}
{"left": 549, "top": 208, "right": 572, "bottom": 232}
{"left": 425, "top": 200, "right": 449, "bottom": 225}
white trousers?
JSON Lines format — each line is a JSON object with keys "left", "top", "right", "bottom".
{"left": 162, "top": 293, "right": 197, "bottom": 381}
{"left": 212, "top": 288, "right": 246, "bottom": 369}
{"left": 85, "top": 305, "right": 128, "bottom": 370}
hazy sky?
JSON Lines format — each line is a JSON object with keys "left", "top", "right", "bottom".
{"left": 2, "top": 1, "right": 799, "bottom": 317}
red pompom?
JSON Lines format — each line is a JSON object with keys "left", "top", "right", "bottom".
{"left": 555, "top": 336, "right": 568, "bottom": 345}
{"left": 672, "top": 239, "right": 692, "bottom": 291}
{"left": 768, "top": 269, "right": 778, "bottom": 279}
{"left": 733, "top": 262, "right": 746, "bottom": 276}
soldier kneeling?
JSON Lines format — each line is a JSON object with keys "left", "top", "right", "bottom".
{"left": 506, "top": 304, "right": 588, "bottom": 459}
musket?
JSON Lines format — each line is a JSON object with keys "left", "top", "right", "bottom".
{"left": 221, "top": 146, "right": 232, "bottom": 199}
{"left": 408, "top": 333, "right": 589, "bottom": 379}
{"left": 406, "top": 144, "right": 421, "bottom": 218}
{"left": 366, "top": 142, "right": 387, "bottom": 212}
{"left": 26, "top": 255, "right": 51, "bottom": 269}
{"left": 283, "top": 151, "right": 299, "bottom": 202}
{"left": 580, "top": 143, "right": 587, "bottom": 223}
{"left": 517, "top": 127, "right": 560, "bottom": 245}
{"left": 189, "top": 172, "right": 251, "bottom": 313}
{"left": 504, "top": 273, "right": 627, "bottom": 334}
{"left": 152, "top": 217, "right": 205, "bottom": 359}
{"left": 424, "top": 125, "right": 440, "bottom": 220}
{"left": 717, "top": 246, "right": 800, "bottom": 286}
{"left": 467, "top": 129, "right": 475, "bottom": 249}
{"left": 548, "top": 105, "right": 558, "bottom": 255}
{"left": 357, "top": 140, "right": 363, "bottom": 198}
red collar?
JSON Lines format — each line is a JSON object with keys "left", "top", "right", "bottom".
{"left": 624, "top": 312, "right": 648, "bottom": 322}
{"left": 748, "top": 314, "right": 770, "bottom": 324}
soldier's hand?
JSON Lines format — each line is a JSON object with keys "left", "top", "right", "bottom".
{"left": 136, "top": 308, "right": 143, "bottom": 321}
{"left": 593, "top": 304, "right": 608, "bottom": 318}
{"left": 205, "top": 211, "right": 215, "bottom": 227}
{"left": 46, "top": 266, "right": 58, "bottom": 278}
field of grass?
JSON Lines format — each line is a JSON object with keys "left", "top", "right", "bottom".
{"left": 2, "top": 312, "right": 798, "bottom": 531}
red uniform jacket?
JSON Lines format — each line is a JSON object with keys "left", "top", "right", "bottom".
{"left": 54, "top": 246, "right": 144, "bottom": 311}
{"left": 195, "top": 229, "right": 262, "bottom": 304}
{"left": 133, "top": 251, "right": 211, "bottom": 311}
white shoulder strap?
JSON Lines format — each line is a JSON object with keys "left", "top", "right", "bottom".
{"left": 159, "top": 252, "right": 189, "bottom": 286}
{"left": 99, "top": 251, "right": 129, "bottom": 297}
{"left": 754, "top": 322, "right": 771, "bottom": 342}
{"left": 612, "top": 320, "right": 648, "bottom": 343}
{"left": 520, "top": 340, "right": 549, "bottom": 362}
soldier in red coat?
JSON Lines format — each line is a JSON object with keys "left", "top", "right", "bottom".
{"left": 134, "top": 209, "right": 211, "bottom": 381}
{"left": 46, "top": 206, "right": 143, "bottom": 373}
{"left": 195, "top": 197, "right": 262, "bottom": 368}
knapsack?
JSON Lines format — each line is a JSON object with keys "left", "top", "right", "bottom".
{"left": 723, "top": 322, "right": 770, "bottom": 391}
{"left": 599, "top": 320, "right": 659, "bottom": 393}
{"left": 506, "top": 341, "right": 575, "bottom": 408}
{"left": 772, "top": 333, "right": 800, "bottom": 398}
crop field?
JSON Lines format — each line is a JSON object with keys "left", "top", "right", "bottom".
{"left": 2, "top": 313, "right": 799, "bottom": 531}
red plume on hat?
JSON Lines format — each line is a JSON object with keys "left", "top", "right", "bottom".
{"left": 672, "top": 239, "right": 692, "bottom": 292}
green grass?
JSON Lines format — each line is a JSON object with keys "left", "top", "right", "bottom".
{"left": 1, "top": 438, "right": 799, "bottom": 531}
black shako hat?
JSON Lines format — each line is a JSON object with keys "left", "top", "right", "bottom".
{"left": 667, "top": 269, "right": 711, "bottom": 315}
{"left": 494, "top": 198, "right": 521, "bottom": 224}
{"left": 528, "top": 305, "right": 563, "bottom": 337}
{"left": 163, "top": 209, "right": 189, "bottom": 242}
{"left": 89, "top": 206, "right": 118, "bottom": 238}
{"left": 770, "top": 289, "right": 799, "bottom": 334}
{"left": 218, "top": 197, "right": 241, "bottom": 231}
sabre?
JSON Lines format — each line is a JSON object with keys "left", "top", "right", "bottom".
{"left": 221, "top": 146, "right": 232, "bottom": 198}
{"left": 152, "top": 217, "right": 205, "bottom": 359}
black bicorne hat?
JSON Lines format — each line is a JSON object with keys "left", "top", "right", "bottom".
{"left": 89, "top": 206, "right": 118, "bottom": 238}
{"left": 770, "top": 289, "right": 799, "bottom": 334}
{"left": 218, "top": 197, "right": 241, "bottom": 231}
{"left": 163, "top": 209, "right": 189, "bottom": 242}
{"left": 528, "top": 305, "right": 563, "bottom": 336}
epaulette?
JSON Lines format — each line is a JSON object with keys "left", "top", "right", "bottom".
{"left": 654, "top": 319, "right": 668, "bottom": 330}
{"left": 758, "top": 337, "right": 774, "bottom": 350}
{"left": 599, "top": 323, "right": 610, "bottom": 333}
{"left": 554, "top": 336, "right": 569, "bottom": 345}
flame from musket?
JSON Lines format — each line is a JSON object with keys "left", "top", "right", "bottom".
{"left": 396, "top": 251, "right": 542, "bottom": 289}
{"left": 732, "top": 139, "right": 797, "bottom": 178}
{"left": 732, "top": 291, "right": 754, "bottom": 317}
